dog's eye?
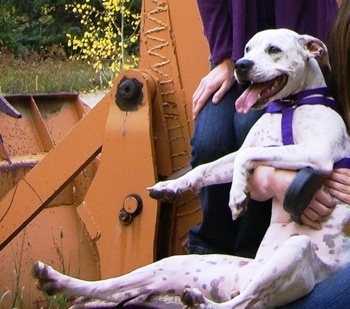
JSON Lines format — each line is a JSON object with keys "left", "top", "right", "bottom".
{"left": 245, "top": 46, "right": 250, "bottom": 53}
{"left": 268, "top": 45, "right": 282, "bottom": 54}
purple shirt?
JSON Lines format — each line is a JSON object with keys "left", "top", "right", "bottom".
{"left": 197, "top": 0, "right": 339, "bottom": 64}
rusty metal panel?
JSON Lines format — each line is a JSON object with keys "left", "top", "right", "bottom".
{"left": 0, "top": 94, "right": 103, "bottom": 307}
{"left": 32, "top": 94, "right": 85, "bottom": 146}
{"left": 139, "top": 0, "right": 192, "bottom": 174}
{"left": 0, "top": 206, "right": 100, "bottom": 308}
{"left": 0, "top": 98, "right": 108, "bottom": 249}
{"left": 77, "top": 70, "right": 160, "bottom": 277}
{"left": 0, "top": 96, "right": 45, "bottom": 157}
{"left": 139, "top": 0, "right": 206, "bottom": 255}
{"left": 167, "top": 1, "right": 210, "bottom": 133}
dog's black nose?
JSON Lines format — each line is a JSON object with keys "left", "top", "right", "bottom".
{"left": 235, "top": 59, "right": 254, "bottom": 76}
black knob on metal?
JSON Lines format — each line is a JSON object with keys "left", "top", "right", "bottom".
{"left": 118, "top": 194, "right": 143, "bottom": 226}
{"left": 119, "top": 209, "right": 133, "bottom": 225}
{"left": 115, "top": 77, "right": 143, "bottom": 111}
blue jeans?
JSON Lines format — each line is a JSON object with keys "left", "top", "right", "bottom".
{"left": 188, "top": 83, "right": 270, "bottom": 257}
{"left": 279, "top": 266, "right": 350, "bottom": 308}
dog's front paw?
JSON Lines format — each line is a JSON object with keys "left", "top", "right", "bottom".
{"left": 148, "top": 186, "right": 177, "bottom": 202}
{"left": 147, "top": 181, "right": 181, "bottom": 202}
{"left": 181, "top": 288, "right": 207, "bottom": 308}
{"left": 32, "top": 261, "right": 63, "bottom": 295}
{"left": 229, "top": 188, "right": 250, "bottom": 220}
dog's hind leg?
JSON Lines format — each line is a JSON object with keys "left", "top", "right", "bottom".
{"left": 32, "top": 261, "right": 158, "bottom": 304}
{"left": 32, "top": 259, "right": 201, "bottom": 305}
{"left": 33, "top": 254, "right": 250, "bottom": 306}
{"left": 182, "top": 235, "right": 334, "bottom": 308}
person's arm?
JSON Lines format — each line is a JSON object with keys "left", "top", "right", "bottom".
{"left": 196, "top": 0, "right": 233, "bottom": 65}
{"left": 249, "top": 167, "right": 337, "bottom": 230}
{"left": 192, "top": 1, "right": 235, "bottom": 119}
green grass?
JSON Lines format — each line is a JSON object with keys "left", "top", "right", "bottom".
{"left": 0, "top": 51, "right": 114, "bottom": 94}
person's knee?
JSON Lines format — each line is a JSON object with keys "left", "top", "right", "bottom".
{"left": 190, "top": 132, "right": 232, "bottom": 166}
{"left": 190, "top": 84, "right": 239, "bottom": 166}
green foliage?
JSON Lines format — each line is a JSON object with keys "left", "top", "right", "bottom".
{"left": 0, "top": 0, "right": 142, "bottom": 91}
{"left": 0, "top": 0, "right": 80, "bottom": 56}
{"left": 65, "top": 0, "right": 141, "bottom": 85}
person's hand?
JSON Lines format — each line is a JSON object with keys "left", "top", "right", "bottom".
{"left": 300, "top": 189, "right": 335, "bottom": 230}
{"left": 302, "top": 168, "right": 350, "bottom": 229}
{"left": 192, "top": 59, "right": 235, "bottom": 119}
{"left": 324, "top": 168, "right": 350, "bottom": 203}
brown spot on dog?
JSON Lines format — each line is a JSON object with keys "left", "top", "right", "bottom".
{"left": 210, "top": 276, "right": 225, "bottom": 302}
{"left": 239, "top": 260, "right": 249, "bottom": 267}
{"left": 323, "top": 234, "right": 336, "bottom": 249}
{"left": 231, "top": 290, "right": 240, "bottom": 298}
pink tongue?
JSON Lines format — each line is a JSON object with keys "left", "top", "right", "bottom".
{"left": 235, "top": 82, "right": 268, "bottom": 114}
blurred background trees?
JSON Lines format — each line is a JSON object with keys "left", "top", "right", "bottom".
{"left": 0, "top": 0, "right": 78, "bottom": 56}
{"left": 0, "top": 0, "right": 141, "bottom": 84}
{"left": 66, "top": 0, "right": 141, "bottom": 85}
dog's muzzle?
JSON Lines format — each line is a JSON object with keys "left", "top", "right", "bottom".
{"left": 235, "top": 59, "right": 254, "bottom": 82}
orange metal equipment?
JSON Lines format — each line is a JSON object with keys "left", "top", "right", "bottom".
{"left": 0, "top": 0, "right": 209, "bottom": 306}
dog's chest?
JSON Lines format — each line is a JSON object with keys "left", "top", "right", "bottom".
{"left": 249, "top": 113, "right": 284, "bottom": 147}
{"left": 249, "top": 105, "right": 345, "bottom": 148}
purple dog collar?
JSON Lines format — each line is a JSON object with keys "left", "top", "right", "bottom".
{"left": 266, "top": 87, "right": 350, "bottom": 168}
{"left": 334, "top": 158, "right": 350, "bottom": 169}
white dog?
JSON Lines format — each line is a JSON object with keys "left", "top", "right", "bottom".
{"left": 33, "top": 29, "right": 350, "bottom": 308}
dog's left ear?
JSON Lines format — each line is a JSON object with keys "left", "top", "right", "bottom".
{"left": 299, "top": 35, "right": 331, "bottom": 71}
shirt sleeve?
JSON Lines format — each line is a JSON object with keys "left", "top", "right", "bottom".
{"left": 196, "top": 0, "right": 233, "bottom": 65}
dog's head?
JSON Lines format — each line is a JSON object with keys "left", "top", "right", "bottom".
{"left": 234, "top": 28, "right": 330, "bottom": 113}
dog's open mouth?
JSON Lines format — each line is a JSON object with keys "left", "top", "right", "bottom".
{"left": 235, "top": 74, "right": 288, "bottom": 113}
